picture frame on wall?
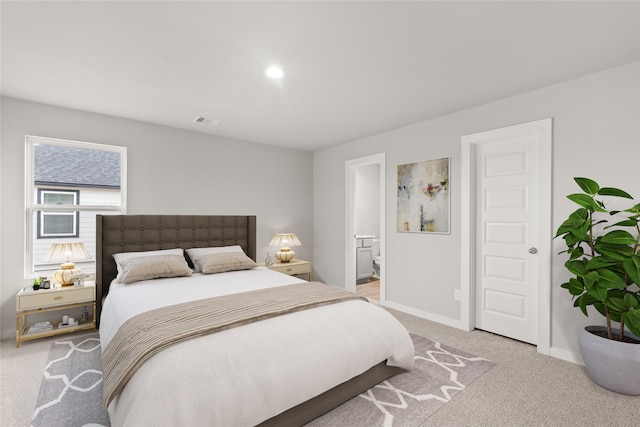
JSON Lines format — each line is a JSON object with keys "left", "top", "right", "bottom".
{"left": 397, "top": 157, "right": 450, "bottom": 234}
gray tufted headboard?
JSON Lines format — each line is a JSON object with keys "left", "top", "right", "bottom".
{"left": 95, "top": 214, "right": 257, "bottom": 325}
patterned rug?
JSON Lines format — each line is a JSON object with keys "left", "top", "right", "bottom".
{"left": 310, "top": 334, "right": 495, "bottom": 426}
{"left": 32, "top": 333, "right": 108, "bottom": 427}
{"left": 32, "top": 333, "right": 494, "bottom": 426}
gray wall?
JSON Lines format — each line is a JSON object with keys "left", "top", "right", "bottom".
{"left": 3, "top": 62, "right": 638, "bottom": 360}
{"left": 0, "top": 97, "right": 313, "bottom": 339}
{"left": 313, "top": 61, "right": 640, "bottom": 361}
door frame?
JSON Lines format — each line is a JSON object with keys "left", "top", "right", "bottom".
{"left": 460, "top": 119, "right": 552, "bottom": 354}
{"left": 345, "top": 153, "right": 386, "bottom": 302}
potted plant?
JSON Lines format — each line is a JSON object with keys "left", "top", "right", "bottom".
{"left": 32, "top": 277, "right": 40, "bottom": 291}
{"left": 555, "top": 177, "right": 640, "bottom": 395}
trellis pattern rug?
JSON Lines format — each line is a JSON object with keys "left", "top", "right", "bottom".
{"left": 310, "top": 334, "right": 495, "bottom": 426}
{"left": 32, "top": 333, "right": 108, "bottom": 427}
{"left": 32, "top": 333, "right": 494, "bottom": 427}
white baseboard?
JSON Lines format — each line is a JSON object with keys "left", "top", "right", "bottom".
{"left": 383, "top": 300, "right": 585, "bottom": 367}
{"left": 382, "top": 300, "right": 466, "bottom": 330}
{"left": 550, "top": 346, "right": 584, "bottom": 365}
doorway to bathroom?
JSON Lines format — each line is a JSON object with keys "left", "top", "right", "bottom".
{"left": 345, "top": 153, "right": 385, "bottom": 303}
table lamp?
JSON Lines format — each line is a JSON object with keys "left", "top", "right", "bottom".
{"left": 43, "top": 242, "right": 92, "bottom": 286}
{"left": 269, "top": 233, "right": 301, "bottom": 263}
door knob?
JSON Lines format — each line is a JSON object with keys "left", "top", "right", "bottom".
{"left": 528, "top": 247, "right": 538, "bottom": 254}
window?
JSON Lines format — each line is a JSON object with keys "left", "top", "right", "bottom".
{"left": 37, "top": 189, "right": 80, "bottom": 238}
{"left": 26, "top": 136, "right": 127, "bottom": 276}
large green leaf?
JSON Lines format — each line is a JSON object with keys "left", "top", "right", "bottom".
{"left": 567, "top": 194, "right": 607, "bottom": 212}
{"left": 571, "top": 220, "right": 591, "bottom": 239}
{"left": 561, "top": 278, "right": 585, "bottom": 296}
{"left": 596, "top": 269, "right": 628, "bottom": 289}
{"left": 586, "top": 283, "right": 608, "bottom": 303}
{"left": 569, "top": 246, "right": 584, "bottom": 260}
{"left": 565, "top": 259, "right": 588, "bottom": 276}
{"left": 557, "top": 210, "right": 591, "bottom": 239}
{"left": 575, "top": 294, "right": 591, "bottom": 317}
{"left": 570, "top": 208, "right": 590, "bottom": 220}
{"left": 555, "top": 224, "right": 571, "bottom": 238}
{"left": 574, "top": 177, "right": 599, "bottom": 195}
{"left": 598, "top": 187, "right": 633, "bottom": 199}
{"left": 623, "top": 255, "right": 640, "bottom": 285}
{"left": 599, "top": 230, "right": 637, "bottom": 245}
{"left": 583, "top": 271, "right": 598, "bottom": 290}
{"left": 606, "top": 296, "right": 626, "bottom": 313}
{"left": 586, "top": 256, "right": 617, "bottom": 270}
{"left": 623, "top": 292, "right": 639, "bottom": 309}
{"left": 556, "top": 210, "right": 589, "bottom": 237}
{"left": 595, "top": 242, "right": 635, "bottom": 261}
{"left": 605, "top": 219, "right": 638, "bottom": 228}
{"left": 563, "top": 233, "right": 584, "bottom": 247}
{"left": 622, "top": 309, "right": 640, "bottom": 338}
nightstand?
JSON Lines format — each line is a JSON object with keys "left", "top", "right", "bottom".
{"left": 260, "top": 259, "right": 312, "bottom": 281}
{"left": 15, "top": 282, "right": 97, "bottom": 347}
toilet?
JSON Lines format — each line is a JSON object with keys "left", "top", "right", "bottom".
{"left": 372, "top": 239, "right": 381, "bottom": 279}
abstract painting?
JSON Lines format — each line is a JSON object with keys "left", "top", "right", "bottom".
{"left": 397, "top": 157, "right": 450, "bottom": 234}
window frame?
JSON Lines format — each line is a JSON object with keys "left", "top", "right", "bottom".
{"left": 25, "top": 135, "right": 127, "bottom": 277}
{"left": 37, "top": 188, "right": 81, "bottom": 238}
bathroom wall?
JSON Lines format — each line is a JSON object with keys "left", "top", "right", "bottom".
{"left": 354, "top": 164, "right": 380, "bottom": 237}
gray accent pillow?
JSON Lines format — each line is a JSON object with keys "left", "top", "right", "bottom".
{"left": 118, "top": 254, "right": 192, "bottom": 284}
{"left": 198, "top": 252, "right": 257, "bottom": 274}
{"left": 185, "top": 245, "right": 244, "bottom": 273}
{"left": 113, "top": 248, "right": 185, "bottom": 281}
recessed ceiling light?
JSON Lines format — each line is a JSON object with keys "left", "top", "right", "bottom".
{"left": 265, "top": 66, "right": 285, "bottom": 79}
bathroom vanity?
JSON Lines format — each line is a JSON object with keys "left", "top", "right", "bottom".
{"left": 356, "top": 236, "right": 374, "bottom": 283}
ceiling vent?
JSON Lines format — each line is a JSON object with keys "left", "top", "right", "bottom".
{"left": 193, "top": 116, "right": 222, "bottom": 126}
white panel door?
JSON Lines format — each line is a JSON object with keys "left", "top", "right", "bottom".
{"left": 475, "top": 135, "right": 539, "bottom": 344}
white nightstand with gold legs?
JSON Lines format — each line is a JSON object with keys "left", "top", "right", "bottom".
{"left": 15, "top": 282, "right": 96, "bottom": 348}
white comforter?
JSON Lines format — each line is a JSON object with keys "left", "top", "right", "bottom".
{"left": 100, "top": 267, "right": 414, "bottom": 426}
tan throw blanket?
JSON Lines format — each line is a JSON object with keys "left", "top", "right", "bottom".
{"left": 101, "top": 282, "right": 366, "bottom": 407}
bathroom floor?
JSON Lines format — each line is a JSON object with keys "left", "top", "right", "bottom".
{"left": 356, "top": 277, "right": 380, "bottom": 301}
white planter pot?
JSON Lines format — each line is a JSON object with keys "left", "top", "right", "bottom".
{"left": 578, "top": 326, "right": 640, "bottom": 395}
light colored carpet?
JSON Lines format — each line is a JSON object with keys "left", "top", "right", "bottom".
{"left": 385, "top": 308, "right": 640, "bottom": 426}
{"left": 2, "top": 308, "right": 639, "bottom": 426}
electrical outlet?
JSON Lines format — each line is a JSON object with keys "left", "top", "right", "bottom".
{"left": 453, "top": 289, "right": 461, "bottom": 301}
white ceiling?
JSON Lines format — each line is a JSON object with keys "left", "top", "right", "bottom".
{"left": 2, "top": 1, "right": 639, "bottom": 152}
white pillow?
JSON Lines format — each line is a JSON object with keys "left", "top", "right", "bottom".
{"left": 113, "top": 248, "right": 185, "bottom": 281}
{"left": 186, "top": 245, "right": 245, "bottom": 273}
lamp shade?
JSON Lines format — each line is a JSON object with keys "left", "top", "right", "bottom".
{"left": 269, "top": 233, "right": 301, "bottom": 263}
{"left": 44, "top": 242, "right": 92, "bottom": 264}
{"left": 268, "top": 233, "right": 302, "bottom": 248}
{"left": 44, "top": 242, "right": 92, "bottom": 286}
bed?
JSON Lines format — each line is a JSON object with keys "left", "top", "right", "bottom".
{"left": 96, "top": 215, "right": 414, "bottom": 426}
